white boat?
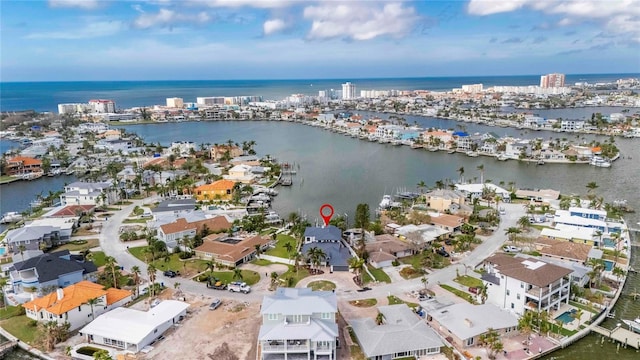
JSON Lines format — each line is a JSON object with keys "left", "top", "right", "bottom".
{"left": 391, "top": 139, "right": 402, "bottom": 146}
{"left": 0, "top": 212, "right": 23, "bottom": 224}
{"left": 622, "top": 317, "right": 640, "bottom": 333}
{"left": 379, "top": 195, "right": 392, "bottom": 209}
{"left": 590, "top": 156, "right": 611, "bottom": 168}
{"left": 497, "top": 154, "right": 508, "bottom": 161}
{"left": 466, "top": 151, "right": 479, "bottom": 157}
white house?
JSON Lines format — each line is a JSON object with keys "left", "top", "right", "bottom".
{"left": 22, "top": 281, "right": 132, "bottom": 331}
{"left": 223, "top": 164, "right": 255, "bottom": 183}
{"left": 80, "top": 300, "right": 189, "bottom": 353}
{"left": 454, "top": 183, "right": 510, "bottom": 200}
{"left": 60, "top": 181, "right": 113, "bottom": 207}
{"left": 481, "top": 254, "right": 572, "bottom": 316}
{"left": 259, "top": 288, "right": 338, "bottom": 360}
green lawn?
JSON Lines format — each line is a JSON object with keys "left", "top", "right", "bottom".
{"left": 454, "top": 275, "right": 483, "bottom": 288}
{"left": 50, "top": 238, "right": 100, "bottom": 252}
{"left": 251, "top": 258, "right": 275, "bottom": 266}
{"left": 348, "top": 298, "right": 377, "bottom": 307}
{"left": 88, "top": 251, "right": 107, "bottom": 267}
{"left": 307, "top": 280, "right": 336, "bottom": 291}
{"left": 196, "top": 270, "right": 261, "bottom": 286}
{"left": 129, "top": 246, "right": 147, "bottom": 261}
{"left": 277, "top": 265, "right": 311, "bottom": 287}
{"left": 122, "top": 218, "right": 149, "bottom": 224}
{"left": 0, "top": 306, "right": 25, "bottom": 320}
{"left": 440, "top": 284, "right": 476, "bottom": 304}
{"left": 568, "top": 300, "right": 598, "bottom": 314}
{"left": 128, "top": 246, "right": 209, "bottom": 274}
{"left": 362, "top": 265, "right": 391, "bottom": 284}
{"left": 1, "top": 315, "right": 38, "bottom": 344}
{"left": 265, "top": 234, "right": 297, "bottom": 258}
{"left": 549, "top": 323, "right": 577, "bottom": 337}
{"left": 387, "top": 295, "right": 419, "bottom": 309}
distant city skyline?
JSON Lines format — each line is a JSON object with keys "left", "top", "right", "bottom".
{"left": 1, "top": 0, "right": 639, "bottom": 82}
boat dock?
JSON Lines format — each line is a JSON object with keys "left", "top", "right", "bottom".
{"left": 591, "top": 325, "right": 640, "bottom": 349}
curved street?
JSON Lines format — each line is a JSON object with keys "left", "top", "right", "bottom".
{"left": 98, "top": 198, "right": 526, "bottom": 303}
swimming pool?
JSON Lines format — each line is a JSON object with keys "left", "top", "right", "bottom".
{"left": 555, "top": 309, "right": 577, "bottom": 324}
{"left": 604, "top": 260, "right": 614, "bottom": 271}
{"left": 603, "top": 238, "right": 615, "bottom": 247}
{"left": 0, "top": 248, "right": 5, "bottom": 256}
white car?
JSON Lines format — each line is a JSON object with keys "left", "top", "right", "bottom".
{"left": 503, "top": 246, "right": 521, "bottom": 253}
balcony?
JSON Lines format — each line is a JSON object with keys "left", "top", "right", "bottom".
{"left": 262, "top": 340, "right": 310, "bottom": 353}
{"left": 526, "top": 283, "right": 568, "bottom": 299}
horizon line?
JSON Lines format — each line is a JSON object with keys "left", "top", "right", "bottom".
{"left": 2, "top": 72, "right": 639, "bottom": 84}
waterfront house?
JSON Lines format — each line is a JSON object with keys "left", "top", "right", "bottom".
{"left": 157, "top": 216, "right": 230, "bottom": 251}
{"left": 365, "top": 234, "right": 413, "bottom": 268}
{"left": 481, "top": 254, "right": 572, "bottom": 316}
{"left": 224, "top": 164, "right": 255, "bottom": 183}
{"left": 45, "top": 205, "right": 95, "bottom": 218}
{"left": 350, "top": 304, "right": 443, "bottom": 359}
{"left": 258, "top": 288, "right": 338, "bottom": 360}
{"left": 194, "top": 234, "right": 271, "bottom": 267}
{"left": 515, "top": 188, "right": 560, "bottom": 201}
{"left": 539, "top": 225, "right": 598, "bottom": 246}
{"left": 210, "top": 144, "right": 243, "bottom": 161}
{"left": 454, "top": 183, "right": 510, "bottom": 201}
{"left": 23, "top": 281, "right": 131, "bottom": 330}
{"left": 6, "top": 217, "right": 77, "bottom": 253}
{"left": 7, "top": 250, "right": 98, "bottom": 304}
{"left": 505, "top": 140, "right": 531, "bottom": 158}
{"left": 80, "top": 300, "right": 188, "bottom": 353}
{"left": 427, "top": 303, "right": 518, "bottom": 349}
{"left": 395, "top": 224, "right": 450, "bottom": 249}
{"left": 561, "top": 119, "right": 585, "bottom": 132}
{"left": 422, "top": 189, "right": 466, "bottom": 213}
{"left": 194, "top": 179, "right": 236, "bottom": 201}
{"left": 5, "top": 156, "right": 42, "bottom": 176}
{"left": 429, "top": 213, "right": 465, "bottom": 232}
{"left": 552, "top": 209, "right": 622, "bottom": 234}
{"left": 151, "top": 198, "right": 196, "bottom": 216}
{"left": 60, "top": 181, "right": 113, "bottom": 207}
{"left": 302, "top": 226, "right": 352, "bottom": 272}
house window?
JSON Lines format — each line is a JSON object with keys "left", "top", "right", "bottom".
{"left": 517, "top": 294, "right": 521, "bottom": 300}
{"left": 78, "top": 307, "right": 82, "bottom": 312}
{"left": 466, "top": 337, "right": 474, "bottom": 346}
{"left": 520, "top": 282, "right": 524, "bottom": 288}
{"left": 292, "top": 315, "right": 303, "bottom": 323}
{"left": 506, "top": 290, "right": 510, "bottom": 296}
{"left": 268, "top": 313, "right": 278, "bottom": 321}
{"left": 511, "top": 303, "right": 514, "bottom": 309}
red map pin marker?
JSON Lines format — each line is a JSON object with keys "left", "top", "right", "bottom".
{"left": 320, "top": 204, "right": 334, "bottom": 227}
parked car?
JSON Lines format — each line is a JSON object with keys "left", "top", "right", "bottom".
{"left": 499, "top": 207, "right": 506, "bottom": 215}
{"left": 228, "top": 281, "right": 251, "bottom": 294}
{"left": 163, "top": 270, "right": 177, "bottom": 278}
{"left": 503, "top": 245, "right": 522, "bottom": 253}
{"left": 436, "top": 247, "right": 450, "bottom": 257}
{"left": 209, "top": 298, "right": 222, "bottom": 310}
{"left": 150, "top": 299, "right": 161, "bottom": 308}
{"left": 357, "top": 287, "right": 372, "bottom": 292}
{"left": 418, "top": 294, "right": 433, "bottom": 301}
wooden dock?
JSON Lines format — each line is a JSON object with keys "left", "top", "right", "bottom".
{"left": 0, "top": 340, "right": 18, "bottom": 357}
{"left": 592, "top": 325, "right": 640, "bottom": 349}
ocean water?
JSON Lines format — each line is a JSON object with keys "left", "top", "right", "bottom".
{"left": 1, "top": 73, "right": 637, "bottom": 112}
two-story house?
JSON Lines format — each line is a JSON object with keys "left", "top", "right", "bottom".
{"left": 301, "top": 226, "right": 352, "bottom": 272}
{"left": 157, "top": 216, "right": 230, "bottom": 251}
{"left": 8, "top": 251, "right": 98, "bottom": 304}
{"left": 194, "top": 180, "right": 236, "bottom": 201}
{"left": 481, "top": 254, "right": 572, "bottom": 316}
{"left": 60, "top": 181, "right": 113, "bottom": 207}
{"left": 22, "top": 281, "right": 131, "bottom": 330}
{"left": 6, "top": 217, "right": 77, "bottom": 253}
{"left": 259, "top": 288, "right": 338, "bottom": 360}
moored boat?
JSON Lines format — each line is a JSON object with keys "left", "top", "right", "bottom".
{"left": 0, "top": 212, "right": 23, "bottom": 224}
{"left": 622, "top": 317, "right": 640, "bottom": 333}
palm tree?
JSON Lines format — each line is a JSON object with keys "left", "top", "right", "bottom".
{"left": 457, "top": 166, "right": 465, "bottom": 183}
{"left": 348, "top": 257, "right": 366, "bottom": 286}
{"left": 611, "top": 232, "right": 622, "bottom": 263}
{"left": 572, "top": 309, "right": 584, "bottom": 327}
{"left": 254, "top": 244, "right": 262, "bottom": 259}
{"left": 505, "top": 227, "right": 522, "bottom": 243}
{"left": 518, "top": 216, "right": 531, "bottom": 231}
{"left": 174, "top": 282, "right": 181, "bottom": 292}
{"left": 87, "top": 297, "right": 103, "bottom": 320}
{"left": 147, "top": 264, "right": 157, "bottom": 297}
{"left": 476, "top": 164, "right": 485, "bottom": 184}
{"left": 0, "top": 277, "right": 7, "bottom": 310}
{"left": 416, "top": 180, "right": 427, "bottom": 195}
{"left": 131, "top": 266, "right": 141, "bottom": 298}
{"left": 270, "top": 271, "right": 279, "bottom": 287}
{"left": 612, "top": 266, "right": 626, "bottom": 283}
{"left": 104, "top": 256, "right": 119, "bottom": 288}
{"left": 18, "top": 244, "right": 26, "bottom": 262}
{"left": 233, "top": 268, "right": 243, "bottom": 281}
{"left": 586, "top": 181, "right": 598, "bottom": 195}
{"left": 375, "top": 312, "right": 385, "bottom": 325}
{"left": 421, "top": 276, "right": 428, "bottom": 291}
{"left": 284, "top": 242, "right": 294, "bottom": 257}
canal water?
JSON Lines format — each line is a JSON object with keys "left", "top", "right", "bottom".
{"left": 1, "top": 118, "right": 638, "bottom": 358}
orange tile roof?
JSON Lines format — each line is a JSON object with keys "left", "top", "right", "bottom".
{"left": 160, "top": 216, "right": 230, "bottom": 235}
{"left": 22, "top": 281, "right": 131, "bottom": 315}
{"left": 195, "top": 235, "right": 270, "bottom": 263}
{"left": 8, "top": 156, "right": 42, "bottom": 166}
{"left": 195, "top": 179, "right": 236, "bottom": 192}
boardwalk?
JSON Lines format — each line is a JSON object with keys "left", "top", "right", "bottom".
{"left": 591, "top": 325, "right": 640, "bottom": 349}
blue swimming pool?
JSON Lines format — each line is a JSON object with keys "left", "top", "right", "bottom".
{"left": 603, "top": 238, "right": 615, "bottom": 247}
{"left": 555, "top": 309, "right": 577, "bottom": 324}
{"left": 0, "top": 248, "right": 5, "bottom": 256}
{"left": 604, "top": 260, "right": 614, "bottom": 271}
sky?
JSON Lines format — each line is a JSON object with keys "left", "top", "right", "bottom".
{"left": 1, "top": 0, "right": 639, "bottom": 81}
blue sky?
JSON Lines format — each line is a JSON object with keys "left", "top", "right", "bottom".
{"left": 1, "top": 0, "right": 639, "bottom": 81}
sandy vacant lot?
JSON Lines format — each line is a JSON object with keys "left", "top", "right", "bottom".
{"left": 145, "top": 290, "right": 261, "bottom": 360}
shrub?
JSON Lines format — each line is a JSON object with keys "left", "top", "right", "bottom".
{"left": 391, "top": 260, "right": 400, "bottom": 267}
{"left": 76, "top": 346, "right": 102, "bottom": 356}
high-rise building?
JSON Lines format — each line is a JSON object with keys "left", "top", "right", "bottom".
{"left": 88, "top": 99, "right": 116, "bottom": 113}
{"left": 540, "top": 73, "right": 565, "bottom": 88}
{"left": 166, "top": 97, "right": 184, "bottom": 108}
{"left": 342, "top": 82, "right": 356, "bottom": 100}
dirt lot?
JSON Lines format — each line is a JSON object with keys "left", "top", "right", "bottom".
{"left": 145, "top": 291, "right": 261, "bottom": 360}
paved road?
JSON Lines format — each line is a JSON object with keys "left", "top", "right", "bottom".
{"left": 99, "top": 199, "right": 526, "bottom": 303}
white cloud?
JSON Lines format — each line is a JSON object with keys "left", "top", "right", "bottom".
{"left": 467, "top": 0, "right": 640, "bottom": 42}
{"left": 49, "top": 0, "right": 99, "bottom": 9}
{"left": 188, "top": 0, "right": 294, "bottom": 8}
{"left": 303, "top": 2, "right": 419, "bottom": 40}
{"left": 133, "top": 8, "right": 212, "bottom": 29}
{"left": 263, "top": 18, "right": 288, "bottom": 35}
{"left": 26, "top": 20, "right": 124, "bottom": 39}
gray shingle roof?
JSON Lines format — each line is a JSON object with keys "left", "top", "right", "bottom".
{"left": 6, "top": 226, "right": 58, "bottom": 244}
{"left": 350, "top": 304, "right": 443, "bottom": 357}
{"left": 12, "top": 251, "right": 97, "bottom": 283}
{"left": 303, "top": 226, "right": 342, "bottom": 241}
{"left": 152, "top": 199, "right": 196, "bottom": 213}
{"left": 429, "top": 303, "right": 518, "bottom": 341}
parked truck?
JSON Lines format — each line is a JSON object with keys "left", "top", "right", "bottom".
{"left": 207, "top": 278, "right": 227, "bottom": 290}
{"left": 228, "top": 281, "right": 251, "bottom": 294}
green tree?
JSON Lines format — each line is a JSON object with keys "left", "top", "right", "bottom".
{"left": 87, "top": 297, "right": 103, "bottom": 320}
{"left": 478, "top": 328, "right": 503, "bottom": 359}
{"left": 93, "top": 349, "right": 114, "bottom": 360}
{"left": 147, "top": 264, "right": 157, "bottom": 297}
{"left": 131, "top": 266, "right": 141, "bottom": 298}
{"left": 476, "top": 164, "right": 485, "bottom": 184}
{"left": 104, "top": 256, "right": 119, "bottom": 288}
{"left": 348, "top": 257, "right": 366, "bottom": 286}
{"left": 354, "top": 203, "right": 370, "bottom": 230}
{"left": 233, "top": 268, "right": 243, "bottom": 281}
{"left": 517, "top": 216, "right": 531, "bottom": 231}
